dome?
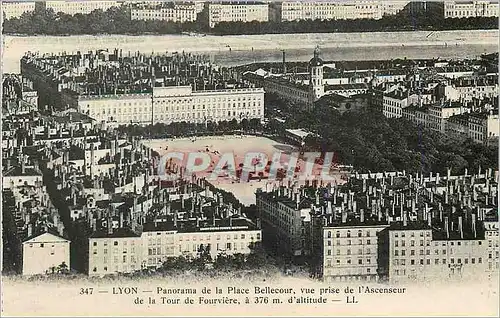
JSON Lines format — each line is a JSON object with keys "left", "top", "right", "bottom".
{"left": 309, "top": 56, "right": 324, "bottom": 67}
{"left": 309, "top": 46, "right": 323, "bottom": 67}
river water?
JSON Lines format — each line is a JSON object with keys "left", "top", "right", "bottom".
{"left": 2, "top": 29, "right": 498, "bottom": 73}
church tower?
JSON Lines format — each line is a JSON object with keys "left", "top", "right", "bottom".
{"left": 309, "top": 46, "right": 324, "bottom": 107}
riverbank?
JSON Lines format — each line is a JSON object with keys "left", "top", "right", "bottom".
{"left": 3, "top": 30, "right": 498, "bottom": 73}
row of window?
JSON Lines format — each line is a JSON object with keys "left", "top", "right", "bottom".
{"left": 92, "top": 247, "right": 136, "bottom": 255}
{"left": 326, "top": 239, "right": 373, "bottom": 246}
{"left": 92, "top": 240, "right": 136, "bottom": 247}
{"left": 326, "top": 230, "right": 376, "bottom": 238}
{"left": 146, "top": 232, "right": 259, "bottom": 243}
{"left": 393, "top": 257, "right": 483, "bottom": 266}
{"left": 327, "top": 248, "right": 372, "bottom": 256}
{"left": 325, "top": 258, "right": 373, "bottom": 267}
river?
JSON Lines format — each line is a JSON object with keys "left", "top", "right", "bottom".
{"left": 2, "top": 30, "right": 498, "bottom": 73}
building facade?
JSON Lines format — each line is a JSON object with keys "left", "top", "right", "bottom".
{"left": 322, "top": 224, "right": 388, "bottom": 282}
{"left": 274, "top": 1, "right": 409, "bottom": 22}
{"left": 207, "top": 1, "right": 269, "bottom": 28}
{"left": 141, "top": 220, "right": 261, "bottom": 268}
{"left": 444, "top": 0, "right": 499, "bottom": 18}
{"left": 379, "top": 220, "right": 489, "bottom": 284}
{"left": 131, "top": 2, "right": 197, "bottom": 22}
{"left": 2, "top": 0, "right": 36, "bottom": 19}
{"left": 22, "top": 232, "right": 70, "bottom": 276}
{"left": 77, "top": 85, "right": 265, "bottom": 125}
{"left": 43, "top": 1, "right": 119, "bottom": 15}
{"left": 256, "top": 188, "right": 313, "bottom": 257}
{"left": 88, "top": 228, "right": 142, "bottom": 276}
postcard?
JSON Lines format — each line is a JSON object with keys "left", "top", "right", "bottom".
{"left": 1, "top": 0, "right": 499, "bottom": 317}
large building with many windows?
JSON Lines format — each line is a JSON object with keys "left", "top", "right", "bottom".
{"left": 271, "top": 1, "right": 409, "bottom": 22}
{"left": 1, "top": 0, "right": 36, "bottom": 19}
{"left": 444, "top": 0, "right": 499, "bottom": 18}
{"left": 130, "top": 1, "right": 197, "bottom": 22}
{"left": 141, "top": 218, "right": 261, "bottom": 268}
{"left": 378, "top": 218, "right": 489, "bottom": 283}
{"left": 206, "top": 1, "right": 269, "bottom": 28}
{"left": 77, "top": 85, "right": 264, "bottom": 125}
{"left": 88, "top": 228, "right": 142, "bottom": 276}
{"left": 42, "top": 1, "right": 119, "bottom": 15}
{"left": 322, "top": 223, "right": 388, "bottom": 282}
{"left": 20, "top": 49, "right": 265, "bottom": 125}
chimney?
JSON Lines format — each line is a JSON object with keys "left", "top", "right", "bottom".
{"left": 471, "top": 213, "right": 477, "bottom": 238}
{"left": 360, "top": 209, "right": 364, "bottom": 223}
{"left": 341, "top": 210, "right": 347, "bottom": 223}
{"left": 403, "top": 210, "right": 407, "bottom": 227}
{"left": 444, "top": 216, "right": 449, "bottom": 238}
{"left": 427, "top": 212, "right": 432, "bottom": 227}
{"left": 458, "top": 216, "right": 463, "bottom": 239}
{"left": 21, "top": 155, "right": 26, "bottom": 174}
{"left": 107, "top": 218, "right": 113, "bottom": 235}
{"left": 173, "top": 211, "right": 178, "bottom": 228}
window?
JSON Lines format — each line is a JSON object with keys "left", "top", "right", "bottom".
{"left": 40, "top": 244, "right": 44, "bottom": 248}
{"left": 93, "top": 242, "right": 97, "bottom": 246}
{"left": 114, "top": 241, "right": 118, "bottom": 246}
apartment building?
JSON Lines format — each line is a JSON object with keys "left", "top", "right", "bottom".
{"left": 77, "top": 85, "right": 264, "bottom": 125}
{"left": 22, "top": 232, "right": 70, "bottom": 276}
{"left": 402, "top": 101, "right": 469, "bottom": 133}
{"left": 21, "top": 49, "right": 265, "bottom": 125}
{"left": 484, "top": 212, "right": 499, "bottom": 273}
{"left": 131, "top": 2, "right": 197, "bottom": 22}
{"left": 1, "top": 0, "right": 35, "bottom": 19}
{"left": 322, "top": 223, "right": 388, "bottom": 282}
{"left": 141, "top": 218, "right": 261, "bottom": 268}
{"left": 378, "top": 218, "right": 489, "bottom": 283}
{"left": 88, "top": 228, "right": 142, "bottom": 276}
{"left": 441, "top": 76, "right": 499, "bottom": 102}
{"left": 207, "top": 1, "right": 269, "bottom": 28}
{"left": 273, "top": 1, "right": 408, "bottom": 22}
{"left": 444, "top": 0, "right": 499, "bottom": 18}
{"left": 256, "top": 187, "right": 313, "bottom": 257}
{"left": 382, "top": 88, "right": 414, "bottom": 118}
{"left": 43, "top": 1, "right": 119, "bottom": 15}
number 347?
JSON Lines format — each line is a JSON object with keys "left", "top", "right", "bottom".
{"left": 80, "top": 288, "right": 93, "bottom": 295}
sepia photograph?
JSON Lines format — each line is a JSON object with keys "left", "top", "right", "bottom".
{"left": 0, "top": 0, "right": 499, "bottom": 316}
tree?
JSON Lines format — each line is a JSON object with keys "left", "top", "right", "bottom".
{"left": 57, "top": 261, "right": 70, "bottom": 274}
